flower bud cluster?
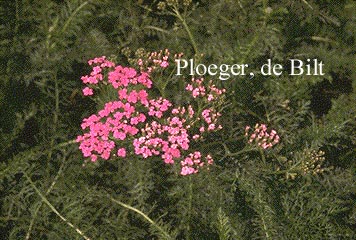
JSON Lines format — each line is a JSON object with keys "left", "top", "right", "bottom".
{"left": 185, "top": 78, "right": 225, "bottom": 101}
{"left": 158, "top": 0, "right": 192, "bottom": 10}
{"left": 300, "top": 149, "right": 326, "bottom": 175}
{"left": 181, "top": 152, "right": 214, "bottom": 176}
{"left": 245, "top": 123, "right": 280, "bottom": 149}
{"left": 137, "top": 49, "right": 171, "bottom": 73}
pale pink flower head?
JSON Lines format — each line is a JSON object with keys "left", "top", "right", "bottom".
{"left": 245, "top": 124, "right": 280, "bottom": 150}
{"left": 83, "top": 87, "right": 94, "bottom": 96}
{"left": 160, "top": 61, "right": 169, "bottom": 68}
{"left": 117, "top": 148, "right": 126, "bottom": 157}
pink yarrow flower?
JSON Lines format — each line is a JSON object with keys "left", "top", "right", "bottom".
{"left": 77, "top": 51, "right": 226, "bottom": 176}
{"left": 117, "top": 148, "right": 126, "bottom": 157}
{"left": 82, "top": 87, "right": 93, "bottom": 96}
{"left": 245, "top": 123, "right": 280, "bottom": 149}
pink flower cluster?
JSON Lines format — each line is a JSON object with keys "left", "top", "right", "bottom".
{"left": 181, "top": 152, "right": 214, "bottom": 175}
{"left": 148, "top": 98, "right": 172, "bottom": 118}
{"left": 109, "top": 67, "right": 152, "bottom": 89}
{"left": 201, "top": 109, "right": 222, "bottom": 132}
{"left": 77, "top": 51, "right": 225, "bottom": 175}
{"left": 76, "top": 99, "right": 147, "bottom": 162}
{"left": 137, "top": 49, "right": 172, "bottom": 73}
{"left": 245, "top": 124, "right": 280, "bottom": 149}
{"left": 80, "top": 56, "right": 116, "bottom": 95}
{"left": 185, "top": 78, "right": 225, "bottom": 101}
{"left": 133, "top": 117, "right": 189, "bottom": 163}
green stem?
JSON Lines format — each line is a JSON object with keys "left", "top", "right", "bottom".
{"left": 47, "top": 74, "right": 60, "bottom": 175}
{"left": 173, "top": 8, "right": 198, "bottom": 54}
{"left": 240, "top": 0, "right": 269, "bottom": 64}
{"left": 55, "top": 139, "right": 77, "bottom": 149}
{"left": 24, "top": 172, "right": 91, "bottom": 240}
{"left": 270, "top": 162, "right": 301, "bottom": 175}
{"left": 258, "top": 193, "right": 271, "bottom": 240}
{"left": 109, "top": 195, "right": 172, "bottom": 239}
{"left": 186, "top": 175, "right": 193, "bottom": 240}
{"left": 25, "top": 156, "right": 67, "bottom": 240}
{"left": 270, "top": 169, "right": 291, "bottom": 175}
{"left": 235, "top": 104, "right": 266, "bottom": 122}
{"left": 262, "top": 216, "right": 270, "bottom": 240}
{"left": 200, "top": 136, "right": 246, "bottom": 149}
{"left": 144, "top": 25, "right": 170, "bottom": 34}
{"left": 61, "top": 1, "right": 89, "bottom": 34}
{"left": 227, "top": 147, "right": 254, "bottom": 157}
{"left": 54, "top": 77, "right": 59, "bottom": 126}
{"left": 259, "top": 148, "right": 266, "bottom": 164}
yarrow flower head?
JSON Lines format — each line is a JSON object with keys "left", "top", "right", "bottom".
{"left": 82, "top": 87, "right": 93, "bottom": 96}
{"left": 185, "top": 77, "right": 225, "bottom": 101}
{"left": 136, "top": 49, "right": 171, "bottom": 73}
{"left": 76, "top": 50, "right": 226, "bottom": 176}
{"left": 180, "top": 152, "right": 214, "bottom": 175}
{"left": 245, "top": 123, "right": 280, "bottom": 149}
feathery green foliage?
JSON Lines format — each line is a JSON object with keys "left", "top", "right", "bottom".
{"left": 1, "top": 0, "right": 355, "bottom": 239}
